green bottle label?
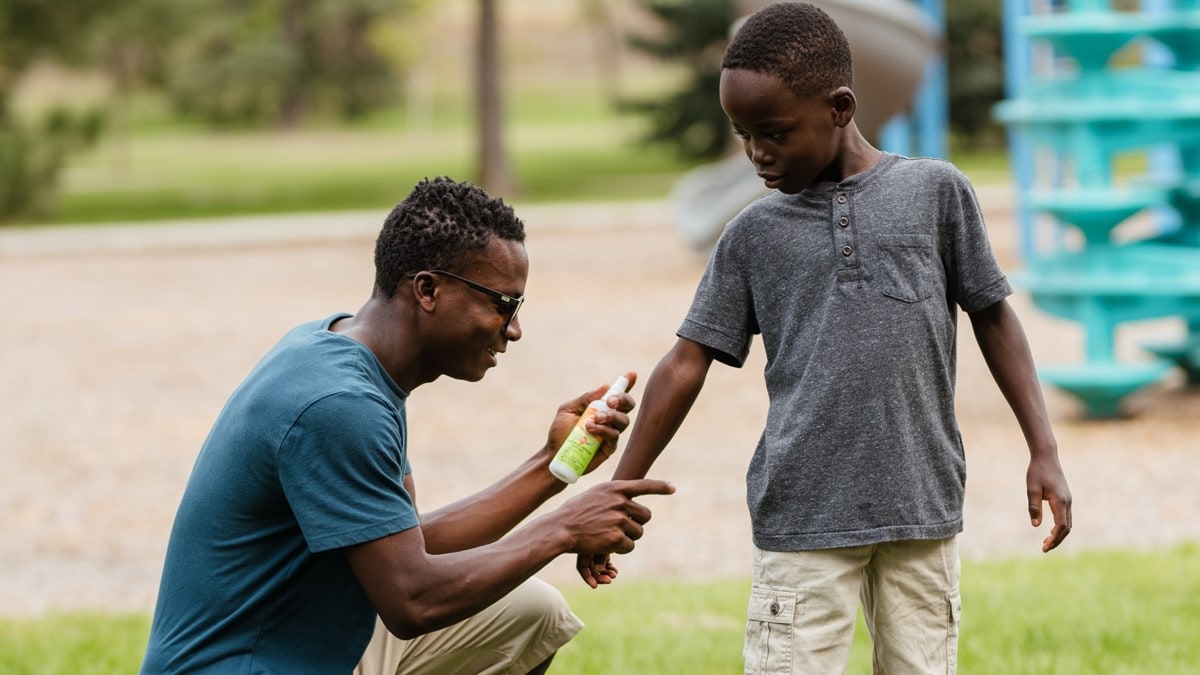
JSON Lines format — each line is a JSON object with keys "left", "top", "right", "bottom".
{"left": 553, "top": 408, "right": 602, "bottom": 476}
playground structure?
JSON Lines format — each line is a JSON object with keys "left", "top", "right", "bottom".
{"left": 994, "top": 0, "right": 1200, "bottom": 418}
{"left": 672, "top": 0, "right": 946, "bottom": 248}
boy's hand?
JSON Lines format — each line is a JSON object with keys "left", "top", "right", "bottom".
{"left": 545, "top": 372, "right": 638, "bottom": 476}
{"left": 577, "top": 553, "right": 617, "bottom": 589}
{"left": 1027, "top": 454, "right": 1072, "bottom": 552}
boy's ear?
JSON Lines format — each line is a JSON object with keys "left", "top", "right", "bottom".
{"left": 830, "top": 86, "right": 856, "bottom": 128}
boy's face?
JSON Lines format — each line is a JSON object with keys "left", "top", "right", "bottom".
{"left": 719, "top": 68, "right": 843, "bottom": 195}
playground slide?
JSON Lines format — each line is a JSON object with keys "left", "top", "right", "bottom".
{"left": 672, "top": 0, "right": 939, "bottom": 249}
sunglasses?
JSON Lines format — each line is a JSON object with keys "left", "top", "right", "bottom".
{"left": 425, "top": 269, "right": 525, "bottom": 332}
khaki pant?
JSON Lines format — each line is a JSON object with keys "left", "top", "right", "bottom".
{"left": 744, "top": 538, "right": 961, "bottom": 675}
{"left": 355, "top": 578, "right": 583, "bottom": 675}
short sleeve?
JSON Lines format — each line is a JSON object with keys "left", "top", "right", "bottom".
{"left": 677, "top": 225, "right": 758, "bottom": 367}
{"left": 278, "top": 391, "right": 420, "bottom": 552}
{"left": 940, "top": 168, "right": 1012, "bottom": 313}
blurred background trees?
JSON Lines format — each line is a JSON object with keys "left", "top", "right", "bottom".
{"left": 2, "top": 0, "right": 427, "bottom": 221}
{"left": 620, "top": 0, "right": 736, "bottom": 161}
{"left": 164, "top": 0, "right": 424, "bottom": 128}
{"left": 2, "top": 0, "right": 1008, "bottom": 224}
{"left": 620, "top": 0, "right": 1007, "bottom": 159}
{"left": 1, "top": 0, "right": 108, "bottom": 218}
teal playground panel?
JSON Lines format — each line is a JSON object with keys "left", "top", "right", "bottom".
{"left": 995, "top": 0, "right": 1200, "bottom": 418}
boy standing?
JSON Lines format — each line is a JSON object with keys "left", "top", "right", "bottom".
{"left": 585, "top": 3, "right": 1072, "bottom": 672}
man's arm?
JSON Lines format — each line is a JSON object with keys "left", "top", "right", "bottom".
{"left": 416, "top": 377, "right": 637, "bottom": 554}
{"left": 969, "top": 298, "right": 1072, "bottom": 552}
{"left": 345, "top": 478, "right": 674, "bottom": 639}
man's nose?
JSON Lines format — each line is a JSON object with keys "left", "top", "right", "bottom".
{"left": 504, "top": 314, "right": 522, "bottom": 341}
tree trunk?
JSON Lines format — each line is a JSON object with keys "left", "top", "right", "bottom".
{"left": 475, "top": 0, "right": 517, "bottom": 195}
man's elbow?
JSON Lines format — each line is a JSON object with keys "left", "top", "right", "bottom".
{"left": 377, "top": 604, "right": 440, "bottom": 641}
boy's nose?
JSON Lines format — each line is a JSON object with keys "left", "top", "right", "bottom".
{"left": 748, "top": 141, "right": 772, "bottom": 165}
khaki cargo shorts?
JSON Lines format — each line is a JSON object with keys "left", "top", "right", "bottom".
{"left": 744, "top": 538, "right": 961, "bottom": 674}
{"left": 355, "top": 577, "right": 583, "bottom": 675}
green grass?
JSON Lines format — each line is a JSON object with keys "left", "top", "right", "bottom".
{"left": 0, "top": 613, "right": 150, "bottom": 675}
{"left": 556, "top": 543, "right": 1200, "bottom": 674}
{"left": 39, "top": 85, "right": 696, "bottom": 226}
{"left": 3, "top": 544, "right": 1197, "bottom": 674}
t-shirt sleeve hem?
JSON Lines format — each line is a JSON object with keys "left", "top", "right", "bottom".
{"left": 677, "top": 320, "right": 748, "bottom": 367}
{"left": 959, "top": 276, "right": 1013, "bottom": 314}
{"left": 308, "top": 515, "right": 421, "bottom": 553}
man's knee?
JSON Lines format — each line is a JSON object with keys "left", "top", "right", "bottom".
{"left": 355, "top": 578, "right": 583, "bottom": 675}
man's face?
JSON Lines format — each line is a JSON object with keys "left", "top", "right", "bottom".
{"left": 719, "top": 68, "right": 842, "bottom": 195}
{"left": 429, "top": 237, "right": 529, "bottom": 383}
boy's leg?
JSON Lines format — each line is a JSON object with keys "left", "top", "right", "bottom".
{"left": 354, "top": 577, "right": 583, "bottom": 675}
{"left": 744, "top": 544, "right": 872, "bottom": 674}
{"left": 860, "top": 537, "right": 961, "bottom": 674}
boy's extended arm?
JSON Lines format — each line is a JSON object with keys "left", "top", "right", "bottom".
{"left": 576, "top": 338, "right": 716, "bottom": 588}
{"left": 611, "top": 337, "right": 716, "bottom": 480}
{"left": 969, "top": 298, "right": 1073, "bottom": 552}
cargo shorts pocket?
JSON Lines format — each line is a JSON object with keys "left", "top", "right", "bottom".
{"left": 744, "top": 586, "right": 796, "bottom": 674}
{"left": 878, "top": 233, "right": 935, "bottom": 303}
{"left": 946, "top": 590, "right": 962, "bottom": 674}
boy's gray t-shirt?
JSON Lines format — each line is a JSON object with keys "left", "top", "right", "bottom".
{"left": 679, "top": 153, "right": 1011, "bottom": 551}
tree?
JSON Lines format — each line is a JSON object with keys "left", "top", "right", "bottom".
{"left": 474, "top": 0, "right": 517, "bottom": 195}
{"left": 945, "top": 0, "right": 1005, "bottom": 148}
{"left": 166, "top": 0, "right": 424, "bottom": 128}
{"left": 621, "top": 0, "right": 737, "bottom": 161}
{"left": 0, "top": 0, "right": 110, "bottom": 221}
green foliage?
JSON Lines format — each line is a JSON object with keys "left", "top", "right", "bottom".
{"left": 1, "top": 545, "right": 1198, "bottom": 674}
{"left": 0, "top": 106, "right": 105, "bottom": 219}
{"left": 621, "top": 0, "right": 737, "bottom": 160}
{"left": 0, "top": 0, "right": 110, "bottom": 221}
{"left": 0, "top": 0, "right": 111, "bottom": 86}
{"left": 946, "top": 0, "right": 1006, "bottom": 148}
{"left": 165, "top": 0, "right": 420, "bottom": 128}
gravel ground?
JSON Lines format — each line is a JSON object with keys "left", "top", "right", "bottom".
{"left": 2, "top": 193, "right": 1198, "bottom": 617}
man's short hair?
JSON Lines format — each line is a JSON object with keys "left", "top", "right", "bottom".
{"left": 722, "top": 2, "right": 854, "bottom": 100}
{"left": 373, "top": 177, "right": 525, "bottom": 298}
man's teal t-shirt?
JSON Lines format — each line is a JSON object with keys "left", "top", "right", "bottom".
{"left": 141, "top": 315, "right": 420, "bottom": 673}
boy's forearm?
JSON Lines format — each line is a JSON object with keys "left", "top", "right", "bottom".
{"left": 613, "top": 339, "right": 713, "bottom": 479}
{"left": 969, "top": 300, "right": 1058, "bottom": 456}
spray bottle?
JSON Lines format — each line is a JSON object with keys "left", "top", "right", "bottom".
{"left": 548, "top": 375, "right": 631, "bottom": 484}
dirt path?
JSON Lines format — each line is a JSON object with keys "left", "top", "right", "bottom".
{"left": 2, "top": 196, "right": 1197, "bottom": 616}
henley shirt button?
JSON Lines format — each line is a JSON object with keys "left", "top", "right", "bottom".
{"left": 838, "top": 216, "right": 849, "bottom": 227}
{"left": 836, "top": 194, "right": 847, "bottom": 204}
{"left": 841, "top": 245, "right": 853, "bottom": 256}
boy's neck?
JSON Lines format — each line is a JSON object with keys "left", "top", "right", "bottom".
{"left": 822, "top": 123, "right": 883, "bottom": 184}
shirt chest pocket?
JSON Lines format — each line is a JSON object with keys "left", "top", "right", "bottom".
{"left": 877, "top": 233, "right": 936, "bottom": 303}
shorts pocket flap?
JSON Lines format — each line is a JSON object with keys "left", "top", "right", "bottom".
{"left": 747, "top": 586, "right": 796, "bottom": 624}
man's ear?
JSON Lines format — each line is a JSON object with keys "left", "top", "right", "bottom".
{"left": 830, "top": 86, "right": 856, "bottom": 128}
{"left": 410, "top": 271, "right": 439, "bottom": 313}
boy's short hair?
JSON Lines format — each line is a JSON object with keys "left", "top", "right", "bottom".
{"left": 722, "top": 2, "right": 854, "bottom": 100}
{"left": 373, "top": 177, "right": 525, "bottom": 298}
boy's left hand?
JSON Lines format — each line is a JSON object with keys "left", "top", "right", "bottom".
{"left": 1026, "top": 454, "right": 1072, "bottom": 552}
